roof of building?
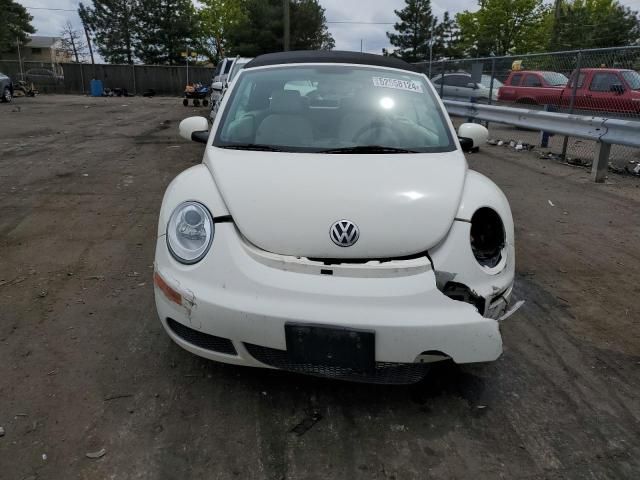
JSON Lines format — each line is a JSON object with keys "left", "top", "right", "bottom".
{"left": 245, "top": 50, "right": 417, "bottom": 72}
{"left": 26, "top": 36, "right": 61, "bottom": 48}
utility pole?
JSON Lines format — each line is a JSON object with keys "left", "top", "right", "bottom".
{"left": 82, "top": 24, "right": 96, "bottom": 78}
{"left": 16, "top": 37, "right": 24, "bottom": 81}
{"left": 283, "top": 0, "right": 290, "bottom": 51}
{"left": 551, "top": 0, "right": 563, "bottom": 46}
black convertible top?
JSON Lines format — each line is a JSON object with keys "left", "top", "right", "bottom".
{"left": 244, "top": 50, "right": 418, "bottom": 72}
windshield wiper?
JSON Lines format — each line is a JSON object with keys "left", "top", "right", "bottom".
{"left": 319, "top": 145, "right": 418, "bottom": 154}
{"left": 218, "top": 143, "right": 285, "bottom": 152}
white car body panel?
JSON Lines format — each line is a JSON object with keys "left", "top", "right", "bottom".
{"left": 155, "top": 58, "right": 517, "bottom": 382}
{"left": 207, "top": 148, "right": 466, "bottom": 258}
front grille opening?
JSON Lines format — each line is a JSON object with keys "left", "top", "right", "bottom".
{"left": 167, "top": 318, "right": 237, "bottom": 355}
{"left": 244, "top": 343, "right": 430, "bottom": 384}
{"left": 442, "top": 281, "right": 486, "bottom": 314}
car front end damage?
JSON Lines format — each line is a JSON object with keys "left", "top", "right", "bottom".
{"left": 154, "top": 164, "right": 517, "bottom": 384}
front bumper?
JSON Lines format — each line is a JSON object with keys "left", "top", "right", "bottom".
{"left": 154, "top": 224, "right": 506, "bottom": 376}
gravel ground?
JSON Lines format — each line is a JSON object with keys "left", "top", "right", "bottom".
{"left": 1, "top": 95, "right": 639, "bottom": 480}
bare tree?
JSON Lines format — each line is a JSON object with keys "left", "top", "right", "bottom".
{"left": 60, "top": 21, "right": 88, "bottom": 63}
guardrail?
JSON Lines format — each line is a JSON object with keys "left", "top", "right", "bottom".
{"left": 444, "top": 100, "right": 640, "bottom": 183}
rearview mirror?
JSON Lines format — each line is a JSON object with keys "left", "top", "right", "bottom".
{"left": 467, "top": 82, "right": 478, "bottom": 89}
{"left": 458, "top": 123, "right": 488, "bottom": 152}
{"left": 211, "top": 81, "right": 223, "bottom": 92}
{"left": 179, "top": 116, "right": 209, "bottom": 144}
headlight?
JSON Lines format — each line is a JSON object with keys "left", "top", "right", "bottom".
{"left": 470, "top": 207, "right": 505, "bottom": 268}
{"left": 167, "top": 201, "right": 214, "bottom": 264}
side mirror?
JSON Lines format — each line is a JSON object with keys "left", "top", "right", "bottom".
{"left": 179, "top": 116, "right": 209, "bottom": 144}
{"left": 212, "top": 81, "right": 224, "bottom": 92}
{"left": 610, "top": 83, "right": 624, "bottom": 94}
{"left": 458, "top": 123, "right": 489, "bottom": 151}
{"left": 467, "top": 82, "right": 478, "bottom": 89}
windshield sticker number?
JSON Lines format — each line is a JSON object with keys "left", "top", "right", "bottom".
{"left": 372, "top": 77, "right": 423, "bottom": 93}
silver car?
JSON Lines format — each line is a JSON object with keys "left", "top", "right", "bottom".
{"left": 431, "top": 72, "right": 503, "bottom": 103}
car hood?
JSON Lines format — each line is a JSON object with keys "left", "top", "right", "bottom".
{"left": 205, "top": 148, "right": 467, "bottom": 258}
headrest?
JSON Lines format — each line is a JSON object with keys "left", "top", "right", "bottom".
{"left": 269, "top": 90, "right": 306, "bottom": 114}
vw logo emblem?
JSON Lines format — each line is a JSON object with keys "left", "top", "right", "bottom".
{"left": 330, "top": 220, "right": 359, "bottom": 247}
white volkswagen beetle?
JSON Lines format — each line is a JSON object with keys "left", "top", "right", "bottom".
{"left": 154, "top": 51, "right": 517, "bottom": 384}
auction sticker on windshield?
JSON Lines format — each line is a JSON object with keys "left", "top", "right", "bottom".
{"left": 372, "top": 77, "right": 423, "bottom": 93}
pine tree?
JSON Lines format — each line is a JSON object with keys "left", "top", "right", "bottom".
{"left": 135, "top": 0, "right": 197, "bottom": 65}
{"left": 386, "top": 0, "right": 436, "bottom": 62}
{"left": 0, "top": 0, "right": 35, "bottom": 56}
{"left": 227, "top": 0, "right": 334, "bottom": 57}
{"left": 79, "top": 0, "right": 137, "bottom": 64}
{"left": 433, "top": 12, "right": 462, "bottom": 60}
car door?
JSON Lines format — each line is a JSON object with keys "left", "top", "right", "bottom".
{"left": 452, "top": 74, "right": 474, "bottom": 100}
{"left": 585, "top": 72, "right": 624, "bottom": 112}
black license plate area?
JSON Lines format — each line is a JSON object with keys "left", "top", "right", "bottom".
{"left": 285, "top": 324, "right": 375, "bottom": 371}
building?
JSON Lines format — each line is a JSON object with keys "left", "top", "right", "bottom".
{"left": 22, "top": 36, "right": 71, "bottom": 64}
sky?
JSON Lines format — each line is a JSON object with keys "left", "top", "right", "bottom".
{"left": 17, "top": 0, "right": 640, "bottom": 56}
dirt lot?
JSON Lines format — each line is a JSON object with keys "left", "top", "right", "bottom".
{"left": 1, "top": 95, "right": 639, "bottom": 480}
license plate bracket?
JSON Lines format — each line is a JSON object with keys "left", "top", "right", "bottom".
{"left": 285, "top": 323, "right": 375, "bottom": 371}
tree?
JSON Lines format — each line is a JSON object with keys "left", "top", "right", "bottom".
{"left": 135, "top": 0, "right": 197, "bottom": 64}
{"left": 456, "top": 0, "right": 549, "bottom": 56}
{"left": 0, "top": 0, "right": 35, "bottom": 56}
{"left": 196, "top": 0, "right": 247, "bottom": 64}
{"left": 227, "top": 0, "right": 334, "bottom": 57}
{"left": 386, "top": 0, "right": 437, "bottom": 62}
{"left": 552, "top": 0, "right": 640, "bottom": 50}
{"left": 289, "top": 0, "right": 334, "bottom": 51}
{"left": 60, "top": 21, "right": 88, "bottom": 63}
{"left": 433, "top": 11, "right": 463, "bottom": 59}
{"left": 79, "top": 1, "right": 137, "bottom": 64}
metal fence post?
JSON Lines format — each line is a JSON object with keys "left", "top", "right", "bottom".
{"left": 488, "top": 57, "right": 496, "bottom": 106}
{"left": 132, "top": 64, "right": 137, "bottom": 95}
{"left": 592, "top": 142, "right": 611, "bottom": 183}
{"left": 440, "top": 61, "right": 445, "bottom": 98}
{"left": 561, "top": 50, "right": 582, "bottom": 158}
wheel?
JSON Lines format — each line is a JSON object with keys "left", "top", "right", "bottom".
{"left": 202, "top": 99, "right": 209, "bottom": 107}
{"left": 193, "top": 99, "right": 200, "bottom": 107}
{"left": 1, "top": 87, "right": 12, "bottom": 103}
{"left": 182, "top": 98, "right": 188, "bottom": 106}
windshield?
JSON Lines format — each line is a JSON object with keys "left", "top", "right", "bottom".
{"left": 480, "top": 75, "right": 503, "bottom": 88}
{"left": 229, "top": 61, "right": 250, "bottom": 83}
{"left": 541, "top": 72, "right": 568, "bottom": 86}
{"left": 621, "top": 70, "right": 640, "bottom": 90}
{"left": 213, "top": 65, "right": 454, "bottom": 153}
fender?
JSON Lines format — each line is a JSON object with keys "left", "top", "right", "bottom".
{"left": 157, "top": 163, "right": 230, "bottom": 237}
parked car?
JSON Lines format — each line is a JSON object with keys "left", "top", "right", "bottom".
{"left": 498, "top": 68, "right": 640, "bottom": 113}
{"left": 24, "top": 68, "right": 63, "bottom": 86}
{"left": 0, "top": 72, "right": 13, "bottom": 102}
{"left": 155, "top": 51, "right": 518, "bottom": 384}
{"left": 431, "top": 72, "right": 503, "bottom": 102}
{"left": 497, "top": 70, "right": 568, "bottom": 104}
{"left": 210, "top": 56, "right": 253, "bottom": 120}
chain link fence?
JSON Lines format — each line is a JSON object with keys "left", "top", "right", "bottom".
{"left": 416, "top": 46, "right": 640, "bottom": 175}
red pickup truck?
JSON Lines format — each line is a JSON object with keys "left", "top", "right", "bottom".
{"left": 498, "top": 68, "right": 640, "bottom": 114}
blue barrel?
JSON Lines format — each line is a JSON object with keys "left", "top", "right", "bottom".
{"left": 90, "top": 79, "right": 103, "bottom": 97}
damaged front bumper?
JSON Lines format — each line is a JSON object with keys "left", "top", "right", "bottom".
{"left": 154, "top": 223, "right": 512, "bottom": 374}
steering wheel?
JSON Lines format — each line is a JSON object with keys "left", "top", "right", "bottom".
{"left": 352, "top": 119, "right": 402, "bottom": 145}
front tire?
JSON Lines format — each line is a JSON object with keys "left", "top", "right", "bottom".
{"left": 1, "top": 87, "right": 12, "bottom": 103}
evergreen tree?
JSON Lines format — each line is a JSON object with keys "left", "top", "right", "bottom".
{"left": 0, "top": 0, "right": 35, "bottom": 57}
{"left": 79, "top": 0, "right": 137, "bottom": 64}
{"left": 135, "top": 0, "right": 197, "bottom": 65}
{"left": 386, "top": 0, "right": 436, "bottom": 62}
{"left": 228, "top": 0, "right": 334, "bottom": 57}
{"left": 433, "top": 11, "right": 462, "bottom": 59}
